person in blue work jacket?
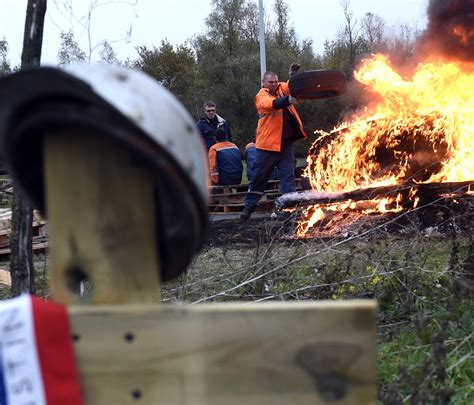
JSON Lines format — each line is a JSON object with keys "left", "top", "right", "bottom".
{"left": 208, "top": 128, "right": 243, "bottom": 186}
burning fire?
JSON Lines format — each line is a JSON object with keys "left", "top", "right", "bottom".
{"left": 297, "top": 54, "right": 473, "bottom": 237}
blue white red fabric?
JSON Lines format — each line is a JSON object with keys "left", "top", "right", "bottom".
{"left": 0, "top": 294, "right": 82, "bottom": 405}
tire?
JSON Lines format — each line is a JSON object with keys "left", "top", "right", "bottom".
{"left": 289, "top": 70, "right": 347, "bottom": 99}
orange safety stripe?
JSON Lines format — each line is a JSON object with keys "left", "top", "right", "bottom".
{"left": 208, "top": 141, "right": 240, "bottom": 185}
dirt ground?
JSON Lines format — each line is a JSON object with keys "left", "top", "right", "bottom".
{"left": 204, "top": 195, "right": 474, "bottom": 247}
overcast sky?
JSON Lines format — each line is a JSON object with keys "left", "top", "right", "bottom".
{"left": 1, "top": 0, "right": 429, "bottom": 66}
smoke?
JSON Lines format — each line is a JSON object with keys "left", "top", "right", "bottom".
{"left": 422, "top": 0, "right": 474, "bottom": 61}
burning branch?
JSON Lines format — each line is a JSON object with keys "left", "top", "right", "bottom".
{"left": 276, "top": 181, "right": 474, "bottom": 211}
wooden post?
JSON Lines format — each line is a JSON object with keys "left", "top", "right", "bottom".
{"left": 44, "top": 132, "right": 160, "bottom": 305}
{"left": 43, "top": 132, "right": 377, "bottom": 404}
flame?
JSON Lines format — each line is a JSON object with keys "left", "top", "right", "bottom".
{"left": 295, "top": 196, "right": 403, "bottom": 238}
{"left": 299, "top": 54, "right": 473, "bottom": 237}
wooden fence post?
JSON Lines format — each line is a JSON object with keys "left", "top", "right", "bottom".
{"left": 44, "top": 131, "right": 160, "bottom": 305}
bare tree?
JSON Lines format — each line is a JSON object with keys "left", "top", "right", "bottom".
{"left": 10, "top": 0, "right": 47, "bottom": 296}
{"left": 52, "top": 0, "right": 136, "bottom": 63}
{"left": 361, "top": 12, "right": 386, "bottom": 53}
{"left": 340, "top": 0, "right": 362, "bottom": 70}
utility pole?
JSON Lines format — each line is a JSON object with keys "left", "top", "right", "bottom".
{"left": 10, "top": 0, "right": 47, "bottom": 296}
{"left": 258, "top": 0, "right": 266, "bottom": 81}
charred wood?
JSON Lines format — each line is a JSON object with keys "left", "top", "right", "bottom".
{"left": 275, "top": 181, "right": 473, "bottom": 210}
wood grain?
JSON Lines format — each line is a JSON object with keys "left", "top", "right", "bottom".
{"left": 0, "top": 268, "right": 11, "bottom": 286}
{"left": 70, "top": 300, "right": 377, "bottom": 405}
{"left": 43, "top": 132, "right": 160, "bottom": 305}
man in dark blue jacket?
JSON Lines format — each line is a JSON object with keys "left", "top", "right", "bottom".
{"left": 197, "top": 101, "right": 232, "bottom": 150}
{"left": 208, "top": 128, "right": 242, "bottom": 186}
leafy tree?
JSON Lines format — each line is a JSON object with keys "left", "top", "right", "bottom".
{"left": 266, "top": 0, "right": 319, "bottom": 77}
{"left": 192, "top": 0, "right": 261, "bottom": 145}
{"left": 0, "top": 38, "right": 12, "bottom": 77}
{"left": 191, "top": 0, "right": 324, "bottom": 148}
{"left": 132, "top": 40, "right": 198, "bottom": 110}
{"left": 264, "top": 0, "right": 334, "bottom": 155}
{"left": 57, "top": 30, "right": 87, "bottom": 66}
{"left": 127, "top": 0, "right": 422, "bottom": 156}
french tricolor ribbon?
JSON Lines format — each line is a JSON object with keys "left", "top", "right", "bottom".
{"left": 0, "top": 294, "right": 82, "bottom": 405}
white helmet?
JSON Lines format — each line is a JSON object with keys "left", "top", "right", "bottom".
{"left": 0, "top": 63, "right": 209, "bottom": 281}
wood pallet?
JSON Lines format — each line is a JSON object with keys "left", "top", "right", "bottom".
{"left": 0, "top": 268, "right": 11, "bottom": 286}
{"left": 209, "top": 179, "right": 303, "bottom": 214}
{"left": 209, "top": 199, "right": 276, "bottom": 214}
{"left": 0, "top": 209, "right": 48, "bottom": 256}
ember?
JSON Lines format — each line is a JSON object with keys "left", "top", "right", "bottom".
{"left": 297, "top": 31, "right": 473, "bottom": 237}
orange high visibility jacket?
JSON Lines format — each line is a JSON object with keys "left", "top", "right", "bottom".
{"left": 255, "top": 81, "right": 308, "bottom": 152}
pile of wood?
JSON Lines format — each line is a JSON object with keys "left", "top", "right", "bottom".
{"left": 0, "top": 208, "right": 48, "bottom": 256}
{"left": 209, "top": 179, "right": 305, "bottom": 214}
{"left": 275, "top": 180, "right": 474, "bottom": 239}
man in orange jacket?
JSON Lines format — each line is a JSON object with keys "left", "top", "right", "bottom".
{"left": 241, "top": 63, "right": 307, "bottom": 221}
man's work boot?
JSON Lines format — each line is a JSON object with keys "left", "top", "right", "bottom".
{"left": 240, "top": 206, "right": 255, "bottom": 221}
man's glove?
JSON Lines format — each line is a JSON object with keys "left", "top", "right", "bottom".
{"left": 288, "top": 62, "right": 301, "bottom": 78}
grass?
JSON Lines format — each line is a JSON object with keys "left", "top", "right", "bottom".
{"left": 162, "top": 229, "right": 473, "bottom": 404}
{"left": 0, "top": 209, "right": 472, "bottom": 403}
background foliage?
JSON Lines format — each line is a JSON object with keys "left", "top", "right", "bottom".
{"left": 0, "top": 0, "right": 421, "bottom": 156}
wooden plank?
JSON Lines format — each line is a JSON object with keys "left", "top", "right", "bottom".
{"left": 210, "top": 184, "right": 248, "bottom": 194}
{"left": 43, "top": 132, "right": 160, "bottom": 305}
{"left": 70, "top": 300, "right": 377, "bottom": 405}
{"left": 209, "top": 200, "right": 275, "bottom": 214}
{"left": 0, "top": 268, "right": 11, "bottom": 286}
{"left": 211, "top": 179, "right": 298, "bottom": 194}
{"left": 209, "top": 188, "right": 304, "bottom": 214}
{"left": 211, "top": 190, "right": 282, "bottom": 198}
{"left": 0, "top": 241, "right": 49, "bottom": 256}
{"left": 210, "top": 191, "right": 282, "bottom": 204}
{"left": 0, "top": 218, "right": 47, "bottom": 235}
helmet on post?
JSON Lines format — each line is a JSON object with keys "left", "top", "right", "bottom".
{"left": 0, "top": 64, "right": 209, "bottom": 281}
